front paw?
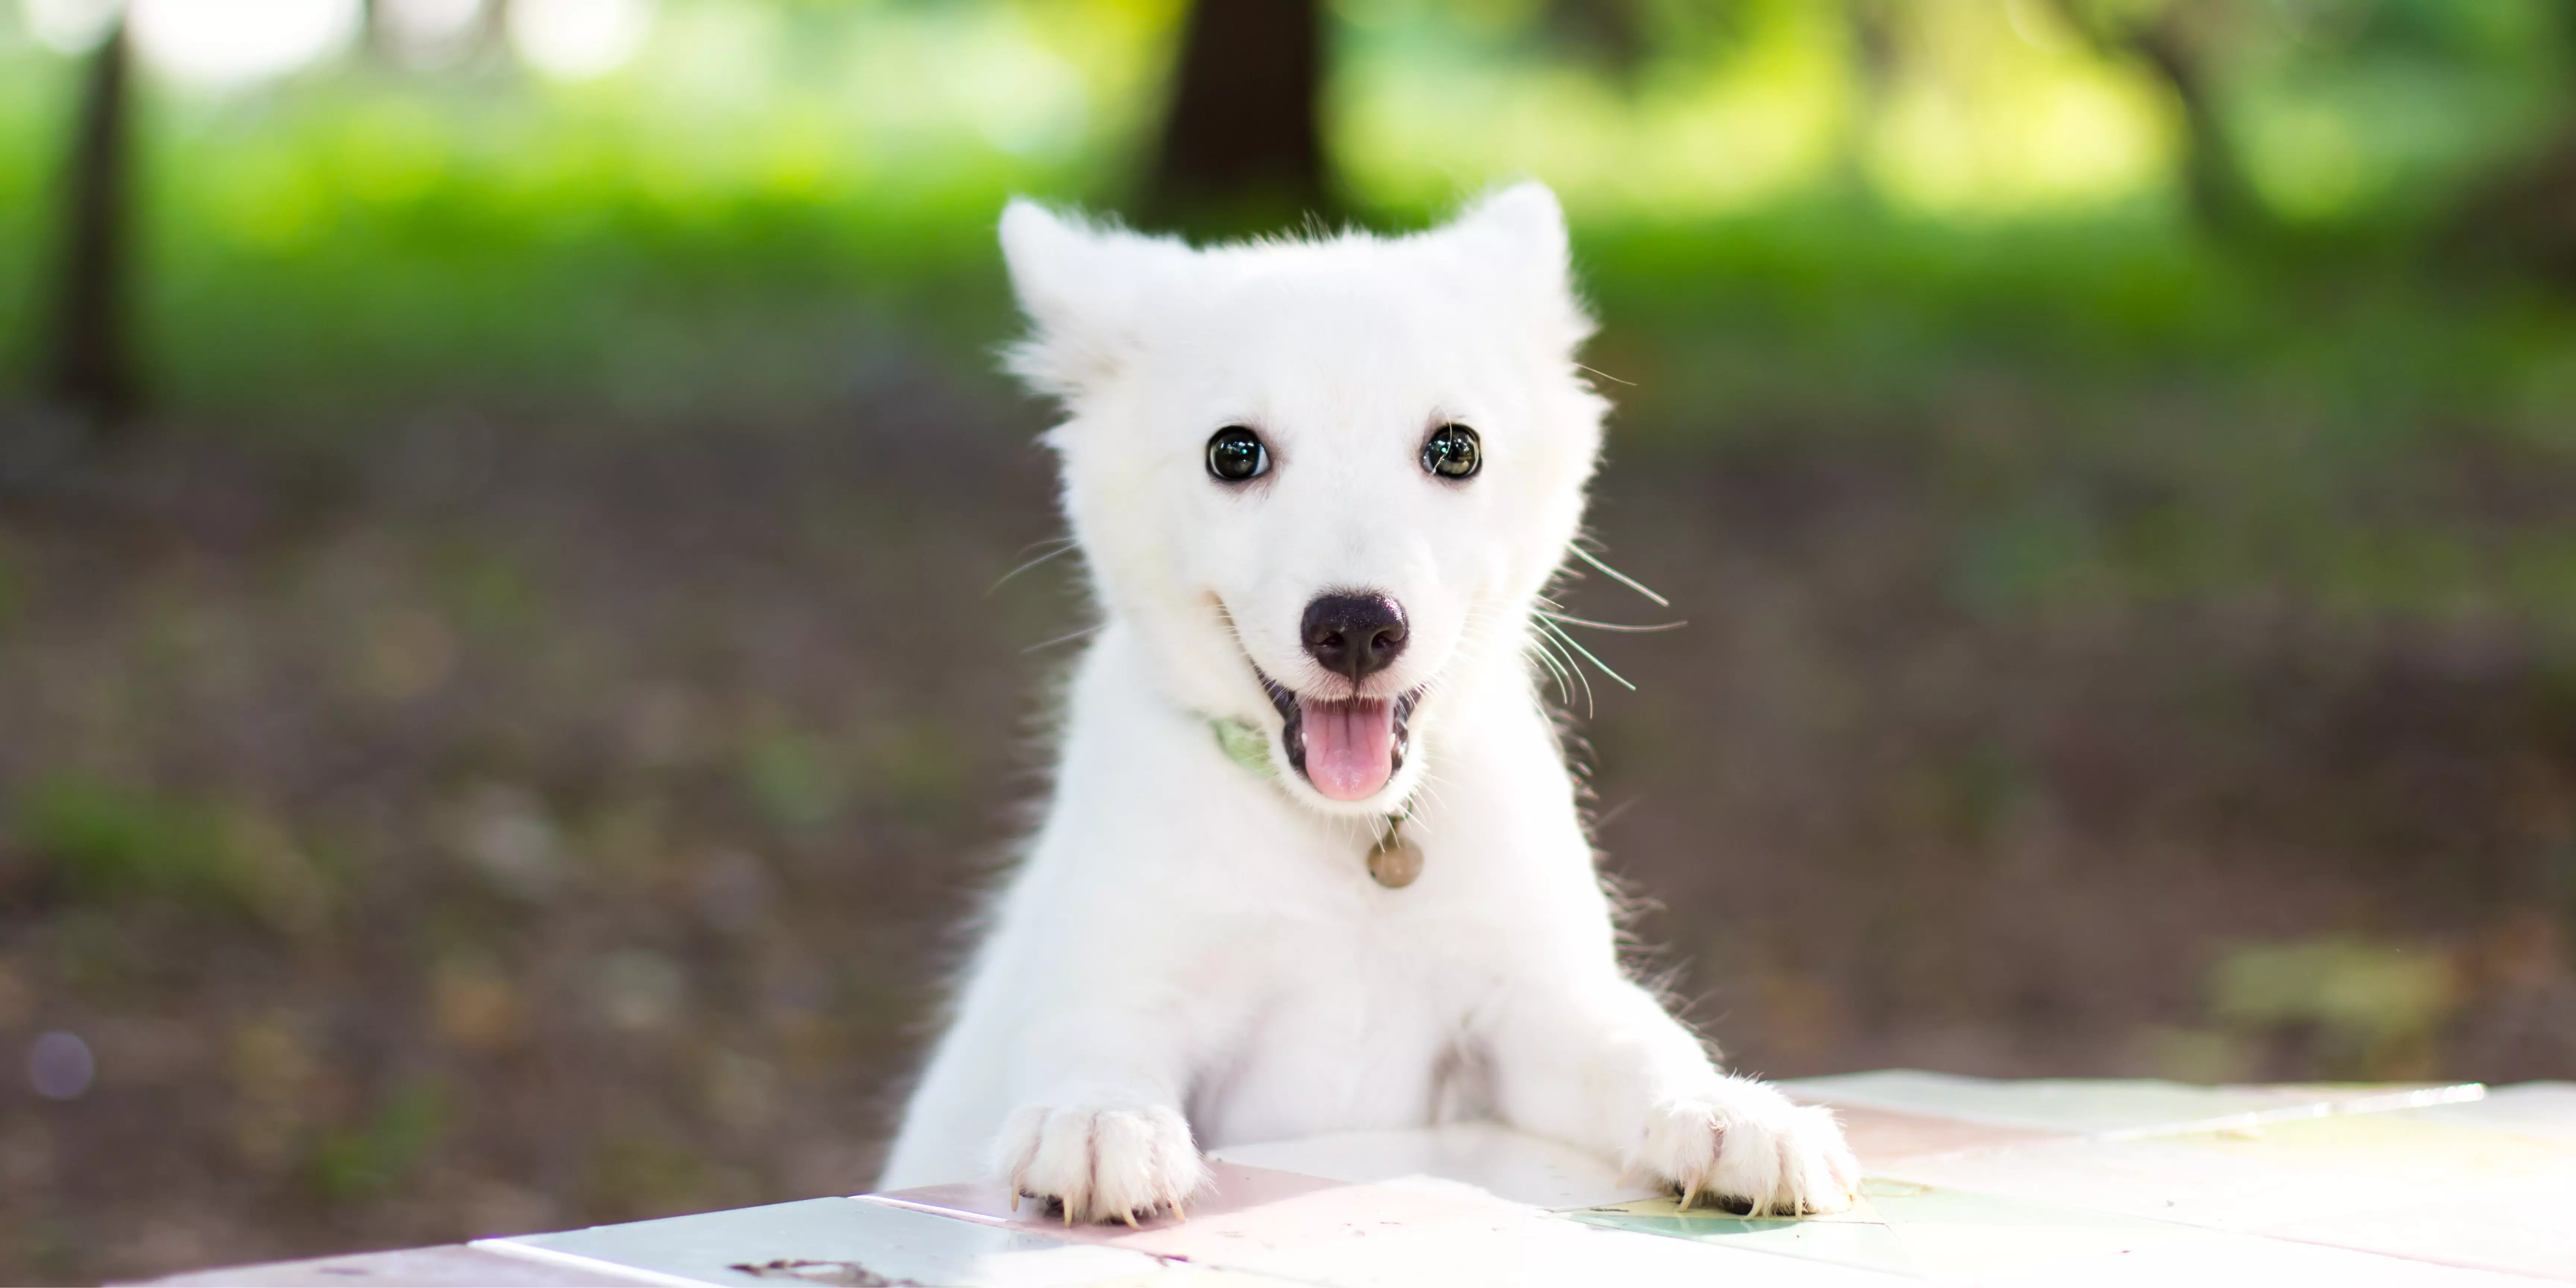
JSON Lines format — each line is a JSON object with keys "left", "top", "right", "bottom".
{"left": 1633, "top": 1079, "right": 1859, "bottom": 1217}
{"left": 991, "top": 1101, "right": 1208, "bottom": 1226}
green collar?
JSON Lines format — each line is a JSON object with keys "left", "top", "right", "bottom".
{"left": 1209, "top": 715, "right": 1422, "bottom": 887}
{"left": 1211, "top": 716, "right": 1278, "bottom": 779}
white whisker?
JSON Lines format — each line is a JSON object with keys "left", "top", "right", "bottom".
{"left": 1540, "top": 612, "right": 1688, "bottom": 634}
{"left": 1022, "top": 623, "right": 1103, "bottom": 653}
{"left": 1521, "top": 620, "right": 1578, "bottom": 706}
{"left": 1526, "top": 632, "right": 1575, "bottom": 704}
{"left": 1569, "top": 546, "right": 1670, "bottom": 608}
{"left": 1541, "top": 617, "right": 1636, "bottom": 693}
{"left": 989, "top": 537, "right": 1080, "bottom": 595}
{"left": 1533, "top": 623, "right": 1597, "bottom": 716}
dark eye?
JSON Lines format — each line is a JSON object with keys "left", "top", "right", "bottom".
{"left": 1422, "top": 424, "right": 1481, "bottom": 480}
{"left": 1206, "top": 427, "right": 1269, "bottom": 482}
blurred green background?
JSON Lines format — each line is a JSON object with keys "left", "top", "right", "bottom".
{"left": 3, "top": 0, "right": 2574, "bottom": 1280}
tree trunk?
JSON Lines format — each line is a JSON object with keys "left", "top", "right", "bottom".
{"left": 1544, "top": 0, "right": 1649, "bottom": 78}
{"left": 2128, "top": 16, "right": 2262, "bottom": 239}
{"left": 1146, "top": 0, "right": 1326, "bottom": 233}
{"left": 48, "top": 17, "right": 138, "bottom": 429}
{"left": 2442, "top": 12, "right": 2576, "bottom": 289}
{"left": 359, "top": 0, "right": 388, "bottom": 61}
{"left": 2047, "top": 0, "right": 2262, "bottom": 240}
{"left": 1839, "top": 0, "right": 1897, "bottom": 196}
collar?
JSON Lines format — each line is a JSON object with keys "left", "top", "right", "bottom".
{"left": 1208, "top": 716, "right": 1422, "bottom": 888}
{"left": 1211, "top": 716, "right": 1276, "bottom": 780}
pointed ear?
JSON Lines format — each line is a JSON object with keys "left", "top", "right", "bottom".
{"left": 1433, "top": 181, "right": 1593, "bottom": 351}
{"left": 998, "top": 199, "right": 1190, "bottom": 396}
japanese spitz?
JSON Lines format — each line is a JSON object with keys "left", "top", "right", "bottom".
{"left": 880, "top": 183, "right": 1857, "bottom": 1222}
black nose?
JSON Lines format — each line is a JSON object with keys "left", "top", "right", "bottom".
{"left": 1302, "top": 592, "right": 1408, "bottom": 682}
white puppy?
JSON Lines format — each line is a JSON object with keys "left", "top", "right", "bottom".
{"left": 880, "top": 183, "right": 1857, "bottom": 1222}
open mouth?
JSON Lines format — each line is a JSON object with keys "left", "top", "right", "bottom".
{"left": 1257, "top": 672, "right": 1420, "bottom": 802}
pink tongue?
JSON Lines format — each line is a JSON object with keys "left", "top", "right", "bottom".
{"left": 1301, "top": 697, "right": 1396, "bottom": 801}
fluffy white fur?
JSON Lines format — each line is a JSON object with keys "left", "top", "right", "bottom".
{"left": 879, "top": 183, "right": 1857, "bottom": 1222}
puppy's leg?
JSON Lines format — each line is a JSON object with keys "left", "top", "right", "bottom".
{"left": 988, "top": 1019, "right": 1209, "bottom": 1225}
{"left": 1482, "top": 978, "right": 1858, "bottom": 1216}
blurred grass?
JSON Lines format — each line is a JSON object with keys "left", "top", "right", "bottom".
{"left": 0, "top": 17, "right": 2568, "bottom": 453}
{"left": 309, "top": 1079, "right": 447, "bottom": 1204}
{"left": 15, "top": 776, "right": 222, "bottom": 904}
{"left": 2209, "top": 934, "right": 2459, "bottom": 1079}
{"left": 14, "top": 777, "right": 336, "bottom": 936}
{"left": 0, "top": 42, "right": 1042, "bottom": 423}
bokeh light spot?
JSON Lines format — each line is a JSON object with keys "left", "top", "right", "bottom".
{"left": 22, "top": 0, "right": 120, "bottom": 54}
{"left": 508, "top": 0, "right": 655, "bottom": 79}
{"left": 129, "top": 0, "right": 360, "bottom": 87}
{"left": 29, "top": 1031, "right": 95, "bottom": 1100}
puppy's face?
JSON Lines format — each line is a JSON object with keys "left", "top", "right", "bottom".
{"left": 1003, "top": 185, "right": 1606, "bottom": 816}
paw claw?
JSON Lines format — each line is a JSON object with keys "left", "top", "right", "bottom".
{"left": 1632, "top": 1081, "right": 1857, "bottom": 1219}
{"left": 989, "top": 1101, "right": 1207, "bottom": 1227}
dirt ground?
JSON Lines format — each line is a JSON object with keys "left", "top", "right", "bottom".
{"left": 1, "top": 360, "right": 2570, "bottom": 1282}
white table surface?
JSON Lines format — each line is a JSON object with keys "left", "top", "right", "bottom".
{"left": 148, "top": 1073, "right": 2576, "bottom": 1287}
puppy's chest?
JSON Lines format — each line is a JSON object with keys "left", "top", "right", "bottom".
{"left": 1181, "top": 904, "right": 1500, "bottom": 1148}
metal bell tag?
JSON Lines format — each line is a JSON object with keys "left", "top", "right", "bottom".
{"left": 1367, "top": 826, "right": 1423, "bottom": 889}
